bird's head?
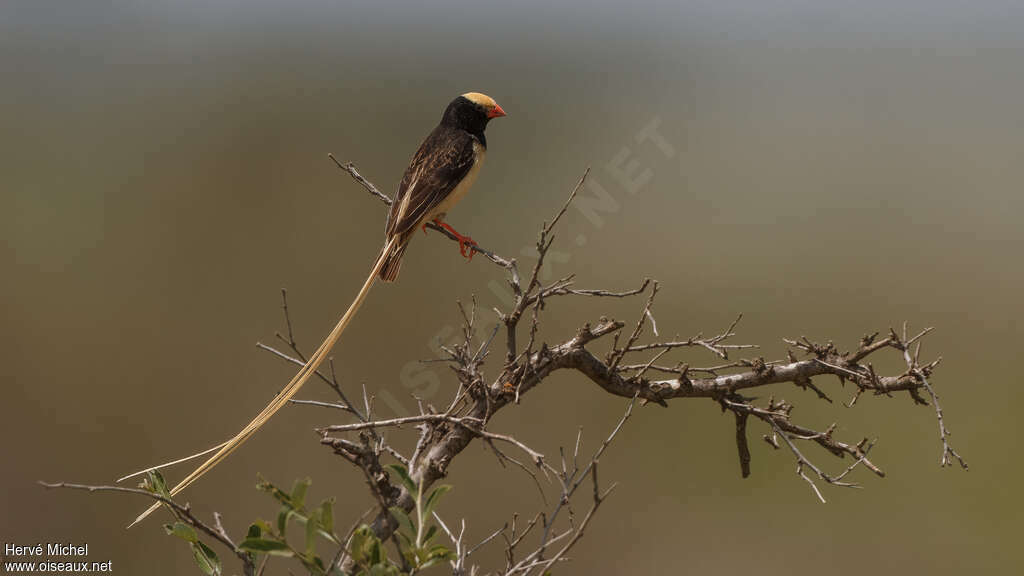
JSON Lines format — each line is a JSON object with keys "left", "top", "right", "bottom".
{"left": 442, "top": 92, "right": 506, "bottom": 134}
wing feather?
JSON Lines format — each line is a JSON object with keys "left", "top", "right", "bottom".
{"left": 386, "top": 126, "right": 478, "bottom": 238}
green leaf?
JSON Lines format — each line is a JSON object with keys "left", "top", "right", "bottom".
{"left": 423, "top": 524, "right": 437, "bottom": 545}
{"left": 394, "top": 529, "right": 412, "bottom": 549}
{"left": 420, "top": 556, "right": 447, "bottom": 569}
{"left": 239, "top": 537, "right": 294, "bottom": 557}
{"left": 387, "top": 506, "right": 415, "bottom": 538}
{"left": 246, "top": 523, "right": 262, "bottom": 539}
{"left": 429, "top": 544, "right": 454, "bottom": 559}
{"left": 257, "top": 476, "right": 294, "bottom": 509}
{"left": 349, "top": 526, "right": 382, "bottom": 567}
{"left": 414, "top": 546, "right": 429, "bottom": 564}
{"left": 291, "top": 478, "right": 311, "bottom": 510}
{"left": 319, "top": 499, "right": 335, "bottom": 535}
{"left": 297, "top": 550, "right": 327, "bottom": 576}
{"left": 190, "top": 541, "right": 221, "bottom": 575}
{"left": 368, "top": 538, "right": 383, "bottom": 566}
{"left": 146, "top": 470, "right": 170, "bottom": 498}
{"left": 367, "top": 565, "right": 399, "bottom": 576}
{"left": 277, "top": 507, "right": 293, "bottom": 536}
{"left": 420, "top": 543, "right": 455, "bottom": 569}
{"left": 163, "top": 521, "right": 198, "bottom": 543}
{"left": 349, "top": 531, "right": 368, "bottom": 564}
{"left": 305, "top": 507, "right": 319, "bottom": 556}
{"left": 385, "top": 464, "right": 417, "bottom": 495}
{"left": 423, "top": 485, "right": 451, "bottom": 518}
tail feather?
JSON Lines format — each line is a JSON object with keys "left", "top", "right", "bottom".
{"left": 378, "top": 236, "right": 408, "bottom": 282}
{"left": 127, "top": 236, "right": 399, "bottom": 528}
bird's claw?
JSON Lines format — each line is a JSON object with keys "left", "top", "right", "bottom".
{"left": 432, "top": 219, "right": 477, "bottom": 261}
{"left": 458, "top": 235, "right": 477, "bottom": 261}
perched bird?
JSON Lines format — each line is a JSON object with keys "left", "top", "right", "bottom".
{"left": 380, "top": 92, "right": 504, "bottom": 280}
{"left": 127, "top": 92, "right": 506, "bottom": 526}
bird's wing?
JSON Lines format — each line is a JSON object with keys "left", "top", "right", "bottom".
{"left": 386, "top": 127, "right": 478, "bottom": 238}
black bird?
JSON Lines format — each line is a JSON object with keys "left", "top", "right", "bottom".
{"left": 381, "top": 91, "right": 506, "bottom": 280}
{"left": 127, "top": 92, "right": 506, "bottom": 526}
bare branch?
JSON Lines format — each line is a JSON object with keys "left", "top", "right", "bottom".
{"left": 329, "top": 153, "right": 392, "bottom": 205}
{"left": 67, "top": 161, "right": 964, "bottom": 576}
{"left": 39, "top": 481, "right": 254, "bottom": 576}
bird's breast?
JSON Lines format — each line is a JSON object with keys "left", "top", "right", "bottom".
{"left": 428, "top": 141, "right": 485, "bottom": 221}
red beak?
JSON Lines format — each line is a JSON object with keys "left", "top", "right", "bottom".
{"left": 488, "top": 103, "right": 507, "bottom": 119}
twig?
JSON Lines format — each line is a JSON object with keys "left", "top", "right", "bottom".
{"left": 39, "top": 482, "right": 254, "bottom": 575}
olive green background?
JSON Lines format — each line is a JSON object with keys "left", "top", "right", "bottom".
{"left": 3, "top": 1, "right": 1021, "bottom": 574}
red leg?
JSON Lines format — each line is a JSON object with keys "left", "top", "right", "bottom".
{"left": 431, "top": 218, "right": 478, "bottom": 261}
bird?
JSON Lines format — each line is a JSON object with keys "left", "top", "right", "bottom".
{"left": 380, "top": 92, "right": 504, "bottom": 280}
{"left": 126, "top": 92, "right": 506, "bottom": 527}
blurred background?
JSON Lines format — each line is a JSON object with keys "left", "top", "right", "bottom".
{"left": 3, "top": 1, "right": 1022, "bottom": 574}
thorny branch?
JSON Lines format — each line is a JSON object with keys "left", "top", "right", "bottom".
{"left": 49, "top": 157, "right": 967, "bottom": 576}
{"left": 310, "top": 160, "right": 966, "bottom": 574}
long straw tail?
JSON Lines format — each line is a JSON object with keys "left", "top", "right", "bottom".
{"left": 117, "top": 440, "right": 230, "bottom": 483}
{"left": 128, "top": 237, "right": 398, "bottom": 528}
{"left": 378, "top": 238, "right": 408, "bottom": 283}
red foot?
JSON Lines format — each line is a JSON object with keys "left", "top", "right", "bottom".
{"left": 432, "top": 218, "right": 478, "bottom": 261}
